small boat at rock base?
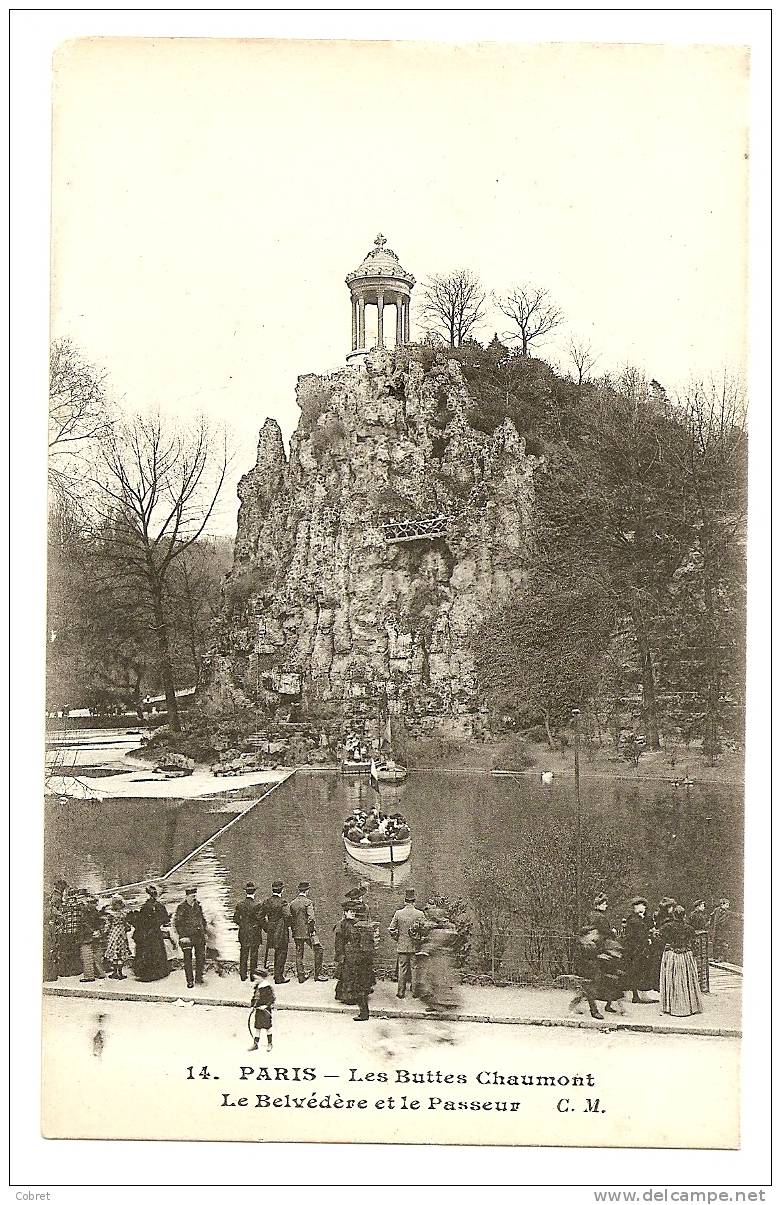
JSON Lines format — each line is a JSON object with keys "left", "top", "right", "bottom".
{"left": 342, "top": 833, "right": 412, "bottom": 865}
{"left": 374, "top": 760, "right": 408, "bottom": 784}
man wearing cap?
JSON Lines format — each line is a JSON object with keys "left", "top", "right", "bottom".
{"left": 388, "top": 889, "right": 426, "bottom": 999}
{"left": 174, "top": 886, "right": 208, "bottom": 989}
{"left": 233, "top": 882, "right": 263, "bottom": 983}
{"left": 289, "top": 883, "right": 328, "bottom": 984}
{"left": 587, "top": 894, "right": 615, "bottom": 940}
{"left": 260, "top": 881, "right": 291, "bottom": 984}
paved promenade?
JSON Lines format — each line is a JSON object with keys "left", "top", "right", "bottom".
{"left": 44, "top": 963, "right": 741, "bottom": 1039}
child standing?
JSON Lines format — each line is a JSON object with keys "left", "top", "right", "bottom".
{"left": 248, "top": 969, "right": 275, "bottom": 1051}
{"left": 103, "top": 896, "right": 132, "bottom": 980}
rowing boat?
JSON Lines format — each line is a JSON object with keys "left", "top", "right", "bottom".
{"left": 342, "top": 834, "right": 412, "bottom": 865}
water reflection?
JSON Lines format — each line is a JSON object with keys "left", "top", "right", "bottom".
{"left": 45, "top": 769, "right": 743, "bottom": 970}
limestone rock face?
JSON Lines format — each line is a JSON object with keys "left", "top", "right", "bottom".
{"left": 205, "top": 349, "right": 540, "bottom": 724}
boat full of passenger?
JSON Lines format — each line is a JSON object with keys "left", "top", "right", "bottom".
{"left": 341, "top": 803, "right": 412, "bottom": 865}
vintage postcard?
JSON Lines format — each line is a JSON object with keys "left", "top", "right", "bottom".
{"left": 36, "top": 31, "right": 756, "bottom": 1160}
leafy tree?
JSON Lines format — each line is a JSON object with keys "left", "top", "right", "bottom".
{"left": 473, "top": 574, "right": 615, "bottom": 749}
{"left": 665, "top": 377, "right": 747, "bottom": 759}
{"left": 534, "top": 381, "right": 692, "bottom": 748}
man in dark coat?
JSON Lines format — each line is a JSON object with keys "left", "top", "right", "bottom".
{"left": 624, "top": 896, "right": 654, "bottom": 1003}
{"left": 260, "top": 881, "right": 291, "bottom": 984}
{"left": 347, "top": 902, "right": 378, "bottom": 1021}
{"left": 174, "top": 886, "right": 208, "bottom": 989}
{"left": 289, "top": 882, "right": 328, "bottom": 983}
{"left": 233, "top": 881, "right": 263, "bottom": 982}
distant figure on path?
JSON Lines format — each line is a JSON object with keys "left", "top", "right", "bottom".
{"left": 388, "top": 889, "right": 426, "bottom": 999}
{"left": 261, "top": 881, "right": 291, "bottom": 984}
{"left": 174, "top": 886, "right": 208, "bottom": 989}
{"left": 289, "top": 882, "right": 328, "bottom": 983}
{"left": 248, "top": 969, "right": 276, "bottom": 1052}
{"left": 233, "top": 882, "right": 263, "bottom": 982}
{"left": 132, "top": 885, "right": 171, "bottom": 982}
{"left": 104, "top": 896, "right": 132, "bottom": 980}
{"left": 687, "top": 899, "right": 710, "bottom": 993}
{"left": 659, "top": 906, "right": 704, "bottom": 1017}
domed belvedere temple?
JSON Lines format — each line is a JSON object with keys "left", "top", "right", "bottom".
{"left": 345, "top": 233, "right": 415, "bottom": 362}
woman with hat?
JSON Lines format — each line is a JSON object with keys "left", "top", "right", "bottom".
{"left": 659, "top": 905, "right": 704, "bottom": 1017}
{"left": 334, "top": 899, "right": 357, "bottom": 1004}
{"left": 624, "top": 896, "right": 654, "bottom": 1003}
{"left": 131, "top": 885, "right": 172, "bottom": 982}
{"left": 587, "top": 893, "right": 615, "bottom": 939}
{"left": 343, "top": 902, "right": 379, "bottom": 1021}
{"left": 104, "top": 895, "right": 132, "bottom": 980}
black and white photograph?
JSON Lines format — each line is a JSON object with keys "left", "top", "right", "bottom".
{"left": 9, "top": 9, "right": 771, "bottom": 1192}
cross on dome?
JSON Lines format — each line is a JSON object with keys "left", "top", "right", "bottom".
{"left": 374, "top": 233, "right": 387, "bottom": 248}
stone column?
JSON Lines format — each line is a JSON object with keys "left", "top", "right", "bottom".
{"left": 351, "top": 296, "right": 357, "bottom": 351}
{"left": 358, "top": 297, "right": 366, "bottom": 348}
{"left": 403, "top": 297, "right": 410, "bottom": 344}
{"left": 377, "top": 290, "right": 385, "bottom": 348}
{"left": 395, "top": 298, "right": 403, "bottom": 346}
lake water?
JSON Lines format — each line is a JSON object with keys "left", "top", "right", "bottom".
{"left": 44, "top": 768, "right": 743, "bottom": 975}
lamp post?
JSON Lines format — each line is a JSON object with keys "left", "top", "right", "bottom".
{"left": 573, "top": 707, "right": 582, "bottom": 926}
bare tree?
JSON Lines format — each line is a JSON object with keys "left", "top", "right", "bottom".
{"left": 91, "top": 413, "right": 229, "bottom": 731}
{"left": 496, "top": 285, "right": 563, "bottom": 356}
{"left": 419, "top": 268, "right": 486, "bottom": 347}
{"left": 49, "top": 339, "right": 113, "bottom": 504}
{"left": 567, "top": 336, "right": 598, "bottom": 386}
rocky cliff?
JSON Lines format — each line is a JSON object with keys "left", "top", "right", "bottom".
{"left": 204, "top": 348, "right": 541, "bottom": 735}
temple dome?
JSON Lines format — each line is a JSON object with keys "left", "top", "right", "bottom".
{"left": 345, "top": 233, "right": 415, "bottom": 287}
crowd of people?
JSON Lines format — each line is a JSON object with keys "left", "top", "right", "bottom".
{"left": 342, "top": 806, "right": 411, "bottom": 845}
{"left": 570, "top": 892, "right": 732, "bottom": 1021}
{"left": 44, "top": 874, "right": 733, "bottom": 1031}
{"left": 335, "top": 887, "right": 460, "bottom": 1020}
{"left": 43, "top": 880, "right": 173, "bottom": 985}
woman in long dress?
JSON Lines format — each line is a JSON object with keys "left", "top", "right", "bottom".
{"left": 103, "top": 896, "right": 133, "bottom": 979}
{"left": 131, "top": 885, "right": 172, "bottom": 981}
{"left": 659, "top": 906, "right": 704, "bottom": 1017}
